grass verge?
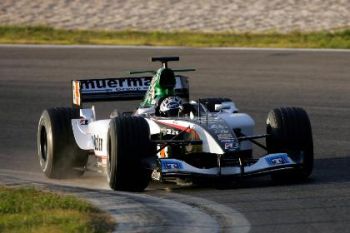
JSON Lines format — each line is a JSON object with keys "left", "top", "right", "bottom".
{"left": 0, "top": 25, "right": 349, "bottom": 48}
{"left": 0, "top": 186, "right": 115, "bottom": 233}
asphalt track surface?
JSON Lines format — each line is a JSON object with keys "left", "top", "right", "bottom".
{"left": 1, "top": 45, "right": 350, "bottom": 232}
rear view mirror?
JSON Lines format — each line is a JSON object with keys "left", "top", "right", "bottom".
{"left": 214, "top": 103, "right": 231, "bottom": 111}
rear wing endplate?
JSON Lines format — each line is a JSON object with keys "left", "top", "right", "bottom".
{"left": 72, "top": 75, "right": 189, "bottom": 108}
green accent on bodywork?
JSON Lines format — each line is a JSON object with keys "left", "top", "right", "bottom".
{"left": 141, "top": 67, "right": 176, "bottom": 107}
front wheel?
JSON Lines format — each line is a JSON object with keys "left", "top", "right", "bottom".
{"left": 266, "top": 107, "right": 314, "bottom": 181}
{"left": 107, "top": 117, "right": 155, "bottom": 192}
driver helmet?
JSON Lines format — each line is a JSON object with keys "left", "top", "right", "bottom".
{"left": 159, "top": 96, "right": 183, "bottom": 117}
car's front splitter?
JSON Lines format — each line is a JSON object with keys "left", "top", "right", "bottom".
{"left": 156, "top": 153, "right": 298, "bottom": 180}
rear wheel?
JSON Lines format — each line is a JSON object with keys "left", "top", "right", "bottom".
{"left": 266, "top": 107, "right": 313, "bottom": 181}
{"left": 37, "top": 107, "right": 88, "bottom": 178}
{"left": 107, "top": 117, "right": 155, "bottom": 192}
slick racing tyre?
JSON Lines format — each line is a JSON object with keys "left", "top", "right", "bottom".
{"left": 37, "top": 107, "right": 88, "bottom": 178}
{"left": 107, "top": 117, "right": 155, "bottom": 192}
{"left": 266, "top": 107, "right": 313, "bottom": 181}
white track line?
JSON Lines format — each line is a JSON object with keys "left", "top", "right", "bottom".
{"left": 0, "top": 44, "right": 350, "bottom": 52}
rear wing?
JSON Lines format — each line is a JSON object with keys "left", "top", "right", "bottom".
{"left": 72, "top": 75, "right": 189, "bottom": 108}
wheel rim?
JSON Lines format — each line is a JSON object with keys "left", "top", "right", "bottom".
{"left": 39, "top": 126, "right": 48, "bottom": 166}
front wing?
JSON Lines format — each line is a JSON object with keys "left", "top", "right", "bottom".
{"left": 157, "top": 153, "right": 298, "bottom": 179}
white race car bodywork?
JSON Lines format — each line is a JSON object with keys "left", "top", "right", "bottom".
{"left": 71, "top": 100, "right": 298, "bottom": 179}
{"left": 72, "top": 100, "right": 254, "bottom": 157}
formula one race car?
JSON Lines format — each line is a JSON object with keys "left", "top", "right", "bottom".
{"left": 37, "top": 56, "right": 313, "bottom": 192}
